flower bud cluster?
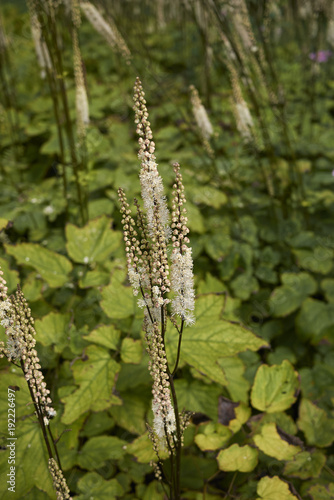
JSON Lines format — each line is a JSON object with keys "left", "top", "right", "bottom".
{"left": 189, "top": 85, "right": 214, "bottom": 141}
{"left": 0, "top": 270, "right": 56, "bottom": 423}
{"left": 146, "top": 325, "right": 176, "bottom": 450}
{"left": 170, "top": 163, "right": 195, "bottom": 326}
{"left": 80, "top": 2, "right": 131, "bottom": 62}
{"left": 73, "top": 30, "right": 89, "bottom": 139}
{"left": 48, "top": 458, "right": 71, "bottom": 500}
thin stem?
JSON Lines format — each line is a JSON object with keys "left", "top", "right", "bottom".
{"left": 172, "top": 319, "right": 184, "bottom": 376}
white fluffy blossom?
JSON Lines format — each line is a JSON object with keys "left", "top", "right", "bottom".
{"left": 235, "top": 100, "right": 254, "bottom": 141}
{"left": 170, "top": 247, "right": 195, "bottom": 325}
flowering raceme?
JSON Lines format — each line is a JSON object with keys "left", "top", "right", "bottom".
{"left": 118, "top": 78, "right": 194, "bottom": 459}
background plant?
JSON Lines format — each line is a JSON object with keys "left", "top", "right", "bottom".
{"left": 0, "top": 1, "right": 334, "bottom": 499}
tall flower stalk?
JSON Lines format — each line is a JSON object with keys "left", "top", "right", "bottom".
{"left": 118, "top": 78, "right": 195, "bottom": 499}
{"left": 0, "top": 269, "right": 70, "bottom": 500}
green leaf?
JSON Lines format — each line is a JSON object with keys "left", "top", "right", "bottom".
{"left": 251, "top": 360, "right": 299, "bottom": 413}
{"left": 66, "top": 215, "right": 122, "bottom": 264}
{"left": 195, "top": 422, "right": 232, "bottom": 451}
{"left": 0, "top": 257, "right": 19, "bottom": 294}
{"left": 110, "top": 392, "right": 147, "bottom": 435}
{"left": 5, "top": 243, "right": 72, "bottom": 287}
{"left": 76, "top": 473, "right": 124, "bottom": 500}
{"left": 293, "top": 248, "right": 333, "bottom": 274}
{"left": 175, "top": 379, "right": 222, "bottom": 420}
{"left": 79, "top": 269, "right": 110, "bottom": 288}
{"left": 101, "top": 273, "right": 137, "bottom": 319}
{"left": 217, "top": 356, "right": 250, "bottom": 403}
{"left": 308, "top": 484, "right": 334, "bottom": 500}
{"left": 296, "top": 298, "right": 334, "bottom": 341}
{"left": 0, "top": 372, "right": 54, "bottom": 498}
{"left": 269, "top": 272, "right": 317, "bottom": 317}
{"left": 77, "top": 436, "right": 127, "bottom": 470}
{"left": 35, "top": 312, "right": 70, "bottom": 353}
{"left": 204, "top": 233, "right": 232, "bottom": 261}
{"left": 253, "top": 423, "right": 301, "bottom": 460}
{"left": 217, "top": 444, "right": 258, "bottom": 472}
{"left": 61, "top": 345, "right": 121, "bottom": 424}
{"left": 230, "top": 272, "right": 259, "bottom": 300}
{"left": 166, "top": 295, "right": 267, "bottom": 386}
{"left": 192, "top": 185, "right": 227, "bottom": 208}
{"left": 22, "top": 272, "right": 43, "bottom": 301}
{"left": 284, "top": 450, "right": 326, "bottom": 479}
{"left": 121, "top": 338, "right": 143, "bottom": 363}
{"left": 126, "top": 433, "right": 168, "bottom": 463}
{"left": 256, "top": 476, "right": 299, "bottom": 500}
{"left": 84, "top": 324, "right": 120, "bottom": 350}
{"left": 321, "top": 278, "right": 334, "bottom": 303}
{"left": 297, "top": 398, "right": 334, "bottom": 447}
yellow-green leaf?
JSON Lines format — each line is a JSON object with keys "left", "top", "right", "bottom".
{"left": 101, "top": 273, "right": 137, "bottom": 319}
{"left": 251, "top": 360, "right": 299, "bottom": 413}
{"left": 217, "top": 444, "right": 258, "bottom": 472}
{"left": 121, "top": 338, "right": 143, "bottom": 364}
{"left": 66, "top": 215, "right": 122, "bottom": 264}
{"left": 5, "top": 243, "right": 72, "bottom": 287}
{"left": 297, "top": 398, "right": 334, "bottom": 447}
{"left": 253, "top": 423, "right": 301, "bottom": 460}
{"left": 195, "top": 422, "right": 232, "bottom": 451}
{"left": 61, "top": 345, "right": 121, "bottom": 424}
{"left": 256, "top": 476, "right": 299, "bottom": 500}
{"left": 166, "top": 294, "right": 268, "bottom": 386}
{"left": 284, "top": 450, "right": 326, "bottom": 479}
{"left": 35, "top": 312, "right": 70, "bottom": 353}
{"left": 84, "top": 324, "right": 120, "bottom": 350}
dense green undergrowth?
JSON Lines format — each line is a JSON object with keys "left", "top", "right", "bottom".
{"left": 1, "top": 1, "right": 334, "bottom": 499}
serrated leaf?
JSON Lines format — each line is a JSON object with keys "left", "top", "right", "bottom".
{"left": 321, "top": 278, "right": 334, "bottom": 303}
{"left": 230, "top": 272, "right": 259, "bottom": 300}
{"left": 217, "top": 444, "right": 258, "bottom": 472}
{"left": 256, "top": 476, "right": 298, "bottom": 500}
{"left": 22, "top": 272, "right": 43, "bottom": 301}
{"left": 269, "top": 272, "right": 317, "bottom": 317}
{"left": 101, "top": 274, "right": 137, "bottom": 319}
{"left": 76, "top": 473, "right": 124, "bottom": 500}
{"left": 296, "top": 298, "right": 334, "bottom": 341}
{"left": 195, "top": 422, "right": 232, "bottom": 451}
{"left": 126, "top": 433, "right": 168, "bottom": 463}
{"left": 77, "top": 436, "right": 127, "bottom": 470}
{"left": 0, "top": 372, "right": 54, "bottom": 498}
{"left": 84, "top": 325, "right": 120, "bottom": 350}
{"left": 110, "top": 392, "right": 147, "bottom": 435}
{"left": 297, "top": 398, "right": 334, "bottom": 447}
{"left": 5, "top": 243, "right": 72, "bottom": 287}
{"left": 192, "top": 186, "right": 227, "bottom": 208}
{"left": 308, "top": 483, "right": 334, "bottom": 500}
{"left": 166, "top": 295, "right": 268, "bottom": 385}
{"left": 217, "top": 357, "right": 250, "bottom": 403}
{"left": 204, "top": 233, "right": 232, "bottom": 261}
{"left": 293, "top": 247, "right": 333, "bottom": 274}
{"left": 251, "top": 360, "right": 299, "bottom": 413}
{"left": 61, "top": 345, "right": 121, "bottom": 424}
{"left": 79, "top": 269, "right": 110, "bottom": 288}
{"left": 175, "top": 379, "right": 222, "bottom": 420}
{"left": 0, "top": 257, "right": 19, "bottom": 294}
{"left": 121, "top": 338, "right": 143, "bottom": 363}
{"left": 66, "top": 215, "right": 121, "bottom": 264}
{"left": 284, "top": 450, "right": 326, "bottom": 479}
{"left": 253, "top": 423, "right": 301, "bottom": 460}
{"left": 35, "top": 312, "right": 70, "bottom": 353}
